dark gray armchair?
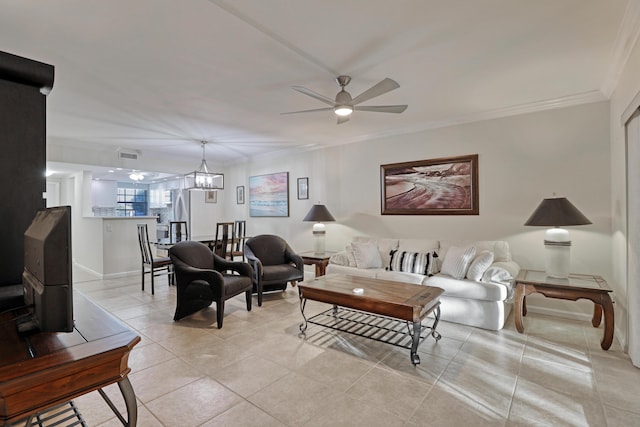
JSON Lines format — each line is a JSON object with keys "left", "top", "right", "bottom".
{"left": 169, "top": 241, "right": 253, "bottom": 328}
{"left": 244, "top": 234, "right": 304, "bottom": 306}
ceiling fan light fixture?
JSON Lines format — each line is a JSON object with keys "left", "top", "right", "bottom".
{"left": 285, "top": 76, "right": 406, "bottom": 123}
{"left": 334, "top": 105, "right": 353, "bottom": 116}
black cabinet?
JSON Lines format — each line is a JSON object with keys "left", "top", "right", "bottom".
{"left": 0, "top": 51, "right": 54, "bottom": 285}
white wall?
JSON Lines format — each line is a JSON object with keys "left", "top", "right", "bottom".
{"left": 609, "top": 29, "right": 640, "bottom": 350}
{"left": 67, "top": 172, "right": 103, "bottom": 276}
{"left": 235, "top": 101, "right": 611, "bottom": 318}
{"left": 103, "top": 217, "right": 157, "bottom": 277}
{"left": 190, "top": 189, "right": 226, "bottom": 237}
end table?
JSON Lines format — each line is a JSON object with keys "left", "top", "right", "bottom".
{"left": 514, "top": 269, "right": 614, "bottom": 350}
{"left": 298, "top": 251, "right": 336, "bottom": 277}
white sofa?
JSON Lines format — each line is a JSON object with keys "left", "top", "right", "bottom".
{"left": 326, "top": 237, "right": 520, "bottom": 330}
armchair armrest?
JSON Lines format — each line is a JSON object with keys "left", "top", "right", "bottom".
{"left": 284, "top": 248, "right": 304, "bottom": 272}
{"left": 212, "top": 253, "right": 253, "bottom": 277}
{"left": 284, "top": 248, "right": 304, "bottom": 268}
{"left": 243, "top": 245, "right": 263, "bottom": 283}
{"left": 175, "top": 263, "right": 224, "bottom": 286}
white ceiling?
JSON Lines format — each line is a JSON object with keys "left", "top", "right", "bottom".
{"left": 0, "top": 0, "right": 636, "bottom": 171}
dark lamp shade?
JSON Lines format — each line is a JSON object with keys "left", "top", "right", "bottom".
{"left": 303, "top": 204, "right": 335, "bottom": 222}
{"left": 524, "top": 197, "right": 592, "bottom": 227}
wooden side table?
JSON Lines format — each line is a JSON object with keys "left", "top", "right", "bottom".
{"left": 0, "top": 292, "right": 140, "bottom": 426}
{"left": 298, "top": 251, "right": 336, "bottom": 277}
{"left": 514, "top": 269, "right": 614, "bottom": 350}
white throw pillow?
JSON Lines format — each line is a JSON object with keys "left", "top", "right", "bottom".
{"left": 440, "top": 245, "right": 476, "bottom": 279}
{"left": 329, "top": 252, "right": 350, "bottom": 266}
{"left": 481, "top": 261, "right": 518, "bottom": 284}
{"left": 466, "top": 250, "right": 494, "bottom": 282}
{"left": 345, "top": 245, "right": 357, "bottom": 267}
{"left": 350, "top": 241, "right": 383, "bottom": 269}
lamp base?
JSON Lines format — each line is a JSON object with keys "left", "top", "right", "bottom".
{"left": 544, "top": 228, "right": 571, "bottom": 279}
{"left": 312, "top": 223, "right": 326, "bottom": 254}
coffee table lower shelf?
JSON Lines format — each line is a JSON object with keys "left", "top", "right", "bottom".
{"left": 299, "top": 305, "right": 441, "bottom": 365}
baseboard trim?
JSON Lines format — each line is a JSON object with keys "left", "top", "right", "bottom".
{"left": 73, "top": 263, "right": 139, "bottom": 281}
{"left": 102, "top": 270, "right": 139, "bottom": 280}
{"left": 72, "top": 262, "right": 103, "bottom": 280}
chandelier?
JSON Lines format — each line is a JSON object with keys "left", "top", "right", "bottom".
{"left": 183, "top": 141, "right": 224, "bottom": 191}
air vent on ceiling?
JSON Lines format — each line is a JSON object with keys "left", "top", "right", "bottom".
{"left": 117, "top": 148, "right": 140, "bottom": 161}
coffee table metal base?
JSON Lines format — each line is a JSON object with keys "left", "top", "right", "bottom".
{"left": 299, "top": 303, "right": 441, "bottom": 365}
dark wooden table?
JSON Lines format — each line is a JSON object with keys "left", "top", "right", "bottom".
{"left": 0, "top": 292, "right": 140, "bottom": 426}
{"left": 298, "top": 251, "right": 336, "bottom": 277}
{"left": 298, "top": 274, "right": 444, "bottom": 364}
{"left": 514, "top": 269, "right": 614, "bottom": 350}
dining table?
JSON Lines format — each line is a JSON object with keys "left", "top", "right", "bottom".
{"left": 155, "top": 235, "right": 248, "bottom": 260}
{"left": 154, "top": 235, "right": 218, "bottom": 250}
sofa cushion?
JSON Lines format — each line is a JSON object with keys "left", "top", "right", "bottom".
{"left": 351, "top": 241, "right": 383, "bottom": 269}
{"left": 425, "top": 274, "right": 511, "bottom": 302}
{"left": 440, "top": 240, "right": 512, "bottom": 262}
{"left": 397, "top": 239, "right": 440, "bottom": 253}
{"left": 377, "top": 270, "right": 425, "bottom": 284}
{"left": 325, "top": 264, "right": 381, "bottom": 278}
{"left": 440, "top": 245, "right": 476, "bottom": 279}
{"left": 389, "top": 250, "right": 436, "bottom": 275}
{"left": 466, "top": 250, "right": 494, "bottom": 281}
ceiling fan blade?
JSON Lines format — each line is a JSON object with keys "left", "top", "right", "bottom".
{"left": 350, "top": 78, "right": 400, "bottom": 105}
{"left": 354, "top": 105, "right": 408, "bottom": 113}
{"left": 281, "top": 107, "right": 334, "bottom": 115}
{"left": 337, "top": 115, "right": 350, "bottom": 125}
{"left": 292, "top": 86, "right": 335, "bottom": 106}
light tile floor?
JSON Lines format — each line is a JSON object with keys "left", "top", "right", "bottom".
{"left": 62, "top": 272, "right": 640, "bottom": 427}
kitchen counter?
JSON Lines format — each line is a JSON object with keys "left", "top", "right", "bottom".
{"left": 74, "top": 216, "right": 159, "bottom": 278}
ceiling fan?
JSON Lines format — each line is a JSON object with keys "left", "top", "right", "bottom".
{"left": 282, "top": 75, "right": 408, "bottom": 124}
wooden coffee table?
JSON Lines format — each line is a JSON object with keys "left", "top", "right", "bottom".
{"left": 514, "top": 269, "right": 614, "bottom": 350}
{"left": 298, "top": 274, "right": 444, "bottom": 365}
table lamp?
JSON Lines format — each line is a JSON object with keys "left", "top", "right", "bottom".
{"left": 524, "top": 196, "right": 592, "bottom": 278}
{"left": 303, "top": 204, "right": 335, "bottom": 254}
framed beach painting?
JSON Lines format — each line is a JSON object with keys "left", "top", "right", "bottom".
{"left": 249, "top": 172, "right": 289, "bottom": 217}
{"left": 380, "top": 154, "right": 479, "bottom": 215}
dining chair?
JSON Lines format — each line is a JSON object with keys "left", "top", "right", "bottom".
{"left": 169, "top": 221, "right": 188, "bottom": 243}
{"left": 214, "top": 222, "right": 235, "bottom": 259}
{"left": 137, "top": 224, "right": 173, "bottom": 295}
{"left": 231, "top": 220, "right": 246, "bottom": 261}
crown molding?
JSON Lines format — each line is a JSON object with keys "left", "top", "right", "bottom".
{"left": 345, "top": 90, "right": 608, "bottom": 146}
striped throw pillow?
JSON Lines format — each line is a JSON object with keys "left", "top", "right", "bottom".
{"left": 389, "top": 250, "right": 436, "bottom": 275}
{"left": 440, "top": 245, "right": 477, "bottom": 279}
